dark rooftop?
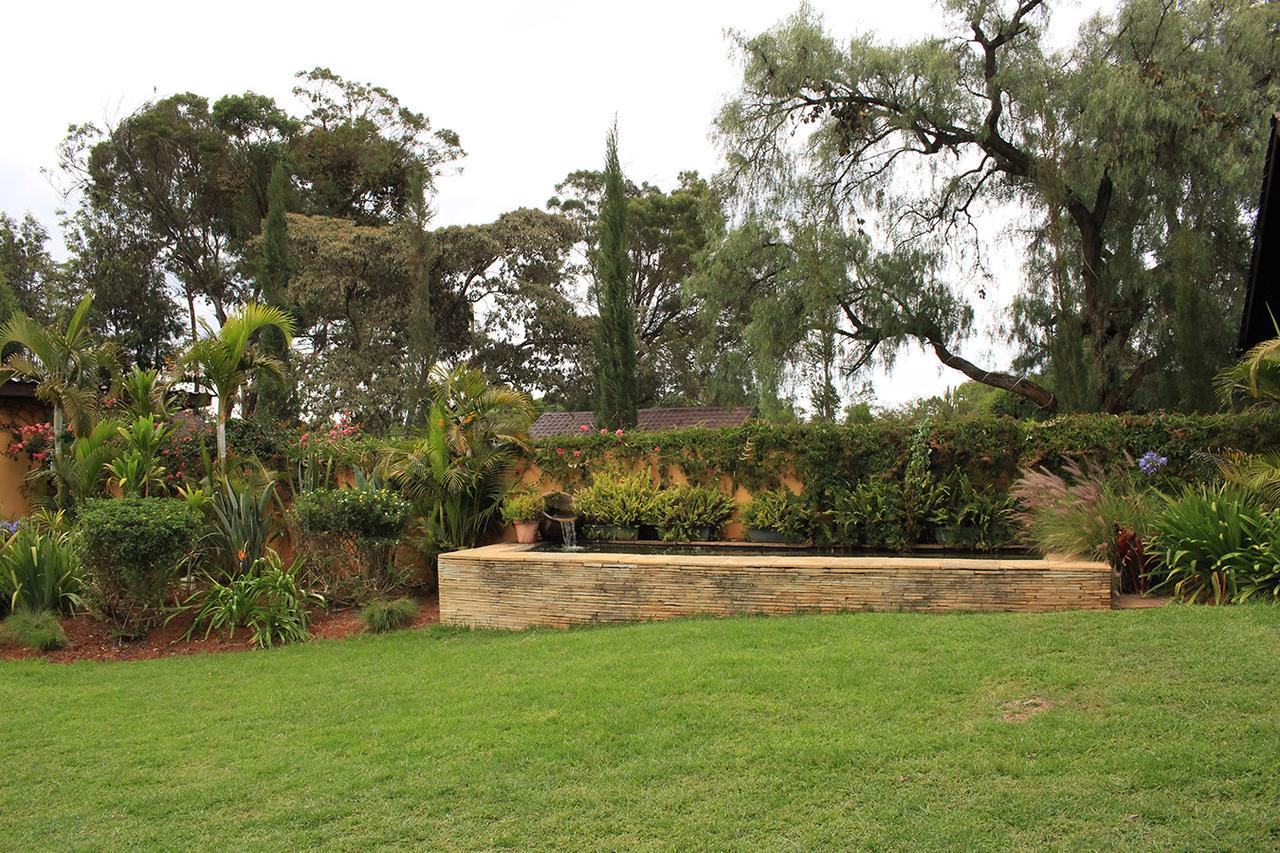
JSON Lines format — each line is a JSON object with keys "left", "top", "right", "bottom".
{"left": 529, "top": 406, "right": 754, "bottom": 439}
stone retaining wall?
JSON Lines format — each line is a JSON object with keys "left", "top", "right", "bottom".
{"left": 439, "top": 544, "right": 1111, "bottom": 630}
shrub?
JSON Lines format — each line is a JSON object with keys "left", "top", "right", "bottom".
{"left": 293, "top": 487, "right": 412, "bottom": 605}
{"left": 1147, "top": 486, "right": 1280, "bottom": 604}
{"left": 939, "top": 475, "right": 1019, "bottom": 551}
{"left": 1011, "top": 460, "right": 1159, "bottom": 556}
{"left": 184, "top": 554, "right": 319, "bottom": 648}
{"left": 501, "top": 488, "right": 544, "bottom": 524}
{"left": 360, "top": 597, "right": 419, "bottom": 633}
{"left": 0, "top": 526, "right": 83, "bottom": 615}
{"left": 78, "top": 498, "right": 200, "bottom": 637}
{"left": 0, "top": 608, "right": 67, "bottom": 651}
{"left": 741, "top": 489, "right": 809, "bottom": 540}
{"left": 573, "top": 470, "right": 655, "bottom": 528}
{"left": 650, "top": 486, "right": 735, "bottom": 541}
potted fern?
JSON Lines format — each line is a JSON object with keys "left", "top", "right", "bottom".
{"left": 573, "top": 471, "right": 655, "bottom": 541}
{"left": 741, "top": 489, "right": 808, "bottom": 544}
{"left": 502, "top": 488, "right": 544, "bottom": 544}
{"left": 650, "top": 485, "right": 735, "bottom": 541}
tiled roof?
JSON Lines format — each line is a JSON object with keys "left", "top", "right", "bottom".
{"left": 529, "top": 406, "right": 754, "bottom": 439}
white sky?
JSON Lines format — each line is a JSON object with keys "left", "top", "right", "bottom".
{"left": 1, "top": 0, "right": 1109, "bottom": 409}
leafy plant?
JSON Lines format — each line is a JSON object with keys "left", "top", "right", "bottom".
{"left": 741, "top": 489, "right": 809, "bottom": 540}
{"left": 359, "top": 597, "right": 418, "bottom": 633}
{"left": 0, "top": 294, "right": 116, "bottom": 460}
{"left": 0, "top": 526, "right": 82, "bottom": 615}
{"left": 573, "top": 470, "right": 655, "bottom": 528}
{"left": 293, "top": 486, "right": 412, "bottom": 605}
{"left": 1147, "top": 486, "right": 1275, "bottom": 605}
{"left": 650, "top": 485, "right": 735, "bottom": 541}
{"left": 178, "top": 303, "right": 295, "bottom": 467}
{"left": 1, "top": 608, "right": 67, "bottom": 651}
{"left": 202, "top": 475, "right": 281, "bottom": 578}
{"left": 78, "top": 497, "right": 200, "bottom": 637}
{"left": 830, "top": 480, "right": 907, "bottom": 550}
{"left": 106, "top": 415, "right": 174, "bottom": 497}
{"left": 184, "top": 553, "right": 319, "bottom": 648}
{"left": 940, "top": 475, "right": 1018, "bottom": 551}
{"left": 30, "top": 419, "right": 120, "bottom": 513}
{"left": 381, "top": 366, "right": 533, "bottom": 556}
{"left": 501, "top": 488, "right": 544, "bottom": 524}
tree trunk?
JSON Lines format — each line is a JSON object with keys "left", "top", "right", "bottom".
{"left": 216, "top": 407, "right": 227, "bottom": 469}
{"left": 925, "top": 335, "right": 1058, "bottom": 413}
{"left": 53, "top": 405, "right": 64, "bottom": 461}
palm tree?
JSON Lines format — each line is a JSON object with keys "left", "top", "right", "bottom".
{"left": 0, "top": 295, "right": 116, "bottom": 460}
{"left": 380, "top": 365, "right": 533, "bottom": 551}
{"left": 179, "top": 303, "right": 294, "bottom": 467}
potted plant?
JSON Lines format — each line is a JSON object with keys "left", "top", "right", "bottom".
{"left": 502, "top": 488, "right": 545, "bottom": 544}
{"left": 741, "top": 489, "right": 808, "bottom": 544}
{"left": 651, "top": 485, "right": 735, "bottom": 541}
{"left": 573, "top": 470, "right": 654, "bottom": 541}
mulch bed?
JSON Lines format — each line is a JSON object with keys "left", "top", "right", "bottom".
{"left": 0, "top": 594, "right": 440, "bottom": 664}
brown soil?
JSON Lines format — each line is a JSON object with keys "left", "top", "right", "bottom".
{"left": 0, "top": 595, "right": 439, "bottom": 664}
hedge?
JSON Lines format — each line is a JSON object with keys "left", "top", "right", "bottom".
{"left": 525, "top": 412, "right": 1280, "bottom": 506}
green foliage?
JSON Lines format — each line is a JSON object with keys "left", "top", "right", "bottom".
{"left": 1148, "top": 486, "right": 1280, "bottom": 605}
{"left": 293, "top": 486, "right": 411, "bottom": 605}
{"left": 106, "top": 415, "right": 174, "bottom": 497}
{"left": 830, "top": 481, "right": 907, "bottom": 550}
{"left": 572, "top": 470, "right": 655, "bottom": 528}
{"left": 740, "top": 489, "right": 807, "bottom": 539}
{"left": 32, "top": 419, "right": 119, "bottom": 512}
{"left": 184, "top": 554, "right": 318, "bottom": 648}
{"left": 253, "top": 161, "right": 295, "bottom": 422}
{"left": 649, "top": 485, "right": 735, "bottom": 541}
{"left": 202, "top": 476, "right": 282, "bottom": 578}
{"left": 381, "top": 366, "right": 533, "bottom": 554}
{"left": 1, "top": 608, "right": 67, "bottom": 651}
{"left": 592, "top": 124, "right": 638, "bottom": 428}
{"left": 77, "top": 497, "right": 200, "bottom": 637}
{"left": 359, "top": 597, "right": 418, "bottom": 634}
{"left": 0, "top": 526, "right": 82, "bottom": 615}
{"left": 940, "top": 475, "right": 1018, "bottom": 552}
{"left": 293, "top": 487, "right": 410, "bottom": 542}
{"left": 500, "top": 488, "right": 544, "bottom": 524}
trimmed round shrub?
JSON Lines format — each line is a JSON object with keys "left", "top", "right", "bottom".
{"left": 78, "top": 498, "right": 200, "bottom": 638}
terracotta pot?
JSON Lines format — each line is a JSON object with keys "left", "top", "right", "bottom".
{"left": 514, "top": 521, "right": 540, "bottom": 544}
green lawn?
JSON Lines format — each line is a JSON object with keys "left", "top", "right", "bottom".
{"left": 2, "top": 607, "right": 1278, "bottom": 850}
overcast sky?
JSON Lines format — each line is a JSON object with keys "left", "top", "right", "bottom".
{"left": 1, "top": 0, "right": 1107, "bottom": 408}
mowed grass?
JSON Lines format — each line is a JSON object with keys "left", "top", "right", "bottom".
{"left": 2, "top": 607, "right": 1278, "bottom": 850}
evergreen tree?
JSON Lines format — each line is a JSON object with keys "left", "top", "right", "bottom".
{"left": 592, "top": 124, "right": 638, "bottom": 428}
{"left": 253, "top": 161, "right": 295, "bottom": 420}
{"left": 404, "top": 165, "right": 438, "bottom": 427}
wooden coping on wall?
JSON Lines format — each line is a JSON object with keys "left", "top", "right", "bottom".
{"left": 439, "top": 543, "right": 1112, "bottom": 630}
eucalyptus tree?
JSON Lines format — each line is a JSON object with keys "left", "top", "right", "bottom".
{"left": 715, "top": 0, "right": 1280, "bottom": 412}
{"left": 179, "top": 304, "right": 294, "bottom": 467}
{"left": 0, "top": 295, "right": 116, "bottom": 459}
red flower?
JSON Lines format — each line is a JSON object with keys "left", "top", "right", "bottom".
{"left": 572, "top": 449, "right": 582, "bottom": 458}
{"left": 578, "top": 425, "right": 590, "bottom": 432}
{"left": 614, "top": 428, "right": 624, "bottom": 437}
{"left": 599, "top": 428, "right": 608, "bottom": 435}
{"left": 555, "top": 447, "right": 565, "bottom": 456}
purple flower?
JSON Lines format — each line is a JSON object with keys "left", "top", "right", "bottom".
{"left": 1138, "top": 451, "right": 1168, "bottom": 476}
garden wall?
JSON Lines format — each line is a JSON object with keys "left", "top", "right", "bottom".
{"left": 439, "top": 543, "right": 1111, "bottom": 629}
{"left": 516, "top": 413, "right": 1280, "bottom": 537}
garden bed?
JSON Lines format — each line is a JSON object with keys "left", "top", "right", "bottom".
{"left": 0, "top": 595, "right": 439, "bottom": 663}
{"left": 439, "top": 543, "right": 1110, "bottom": 629}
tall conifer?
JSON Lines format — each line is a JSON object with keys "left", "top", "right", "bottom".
{"left": 592, "top": 123, "right": 638, "bottom": 428}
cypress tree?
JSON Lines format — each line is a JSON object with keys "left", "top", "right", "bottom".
{"left": 404, "top": 164, "right": 438, "bottom": 427}
{"left": 592, "top": 123, "right": 638, "bottom": 428}
{"left": 254, "top": 161, "right": 295, "bottom": 421}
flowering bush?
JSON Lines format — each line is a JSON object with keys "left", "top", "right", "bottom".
{"left": 4, "top": 421, "right": 54, "bottom": 465}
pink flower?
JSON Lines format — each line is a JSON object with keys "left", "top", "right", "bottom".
{"left": 652, "top": 446, "right": 661, "bottom": 452}
{"left": 578, "top": 424, "right": 590, "bottom": 432}
{"left": 614, "top": 429, "right": 624, "bottom": 437}
{"left": 599, "top": 428, "right": 608, "bottom": 435}
{"left": 555, "top": 447, "right": 565, "bottom": 456}
{"left": 572, "top": 449, "right": 582, "bottom": 458}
